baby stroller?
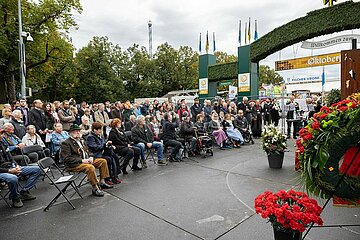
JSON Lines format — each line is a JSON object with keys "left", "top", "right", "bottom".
{"left": 194, "top": 128, "right": 214, "bottom": 158}
{"left": 239, "top": 127, "right": 254, "bottom": 144}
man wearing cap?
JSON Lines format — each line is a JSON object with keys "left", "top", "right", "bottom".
{"left": 190, "top": 97, "right": 202, "bottom": 123}
{"left": 61, "top": 124, "right": 113, "bottom": 197}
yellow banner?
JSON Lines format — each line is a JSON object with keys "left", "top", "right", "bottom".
{"left": 275, "top": 52, "right": 341, "bottom": 71}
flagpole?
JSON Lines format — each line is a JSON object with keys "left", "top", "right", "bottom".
{"left": 238, "top": 20, "right": 241, "bottom": 46}
{"left": 322, "top": 66, "right": 325, "bottom": 105}
{"left": 245, "top": 22, "right": 247, "bottom": 45}
{"left": 213, "top": 32, "right": 216, "bottom": 53}
{"left": 199, "top": 32, "right": 202, "bottom": 54}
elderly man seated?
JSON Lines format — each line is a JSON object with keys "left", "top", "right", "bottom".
{"left": 0, "top": 141, "right": 42, "bottom": 208}
{"left": 60, "top": 124, "right": 113, "bottom": 197}
{"left": 131, "top": 115, "right": 167, "bottom": 166}
{"left": 1, "top": 123, "right": 34, "bottom": 164}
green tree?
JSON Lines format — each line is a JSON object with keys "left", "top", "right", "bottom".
{"left": 259, "top": 65, "right": 284, "bottom": 87}
{"left": 75, "top": 36, "right": 125, "bottom": 102}
{"left": 215, "top": 51, "right": 237, "bottom": 63}
{"left": 0, "top": 0, "right": 82, "bottom": 102}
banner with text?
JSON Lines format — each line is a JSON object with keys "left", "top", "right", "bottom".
{"left": 199, "top": 78, "right": 208, "bottom": 94}
{"left": 301, "top": 34, "right": 360, "bottom": 49}
{"left": 275, "top": 52, "right": 340, "bottom": 71}
{"left": 238, "top": 73, "right": 250, "bottom": 92}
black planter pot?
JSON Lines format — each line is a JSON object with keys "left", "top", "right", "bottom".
{"left": 273, "top": 227, "right": 302, "bottom": 240}
{"left": 267, "top": 152, "right": 284, "bottom": 169}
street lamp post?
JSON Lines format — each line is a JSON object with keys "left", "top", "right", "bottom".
{"left": 18, "top": 0, "right": 26, "bottom": 98}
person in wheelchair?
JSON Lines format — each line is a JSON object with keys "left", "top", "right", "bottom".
{"left": 194, "top": 114, "right": 206, "bottom": 135}
{"left": 233, "top": 110, "right": 254, "bottom": 144}
{"left": 179, "top": 112, "right": 196, "bottom": 157}
{"left": 222, "top": 114, "right": 244, "bottom": 148}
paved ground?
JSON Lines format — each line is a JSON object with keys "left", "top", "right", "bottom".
{"left": 1, "top": 139, "right": 359, "bottom": 240}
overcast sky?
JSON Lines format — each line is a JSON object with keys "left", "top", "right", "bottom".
{"left": 70, "top": 0, "right": 360, "bottom": 80}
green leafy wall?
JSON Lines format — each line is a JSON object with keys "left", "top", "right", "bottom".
{"left": 208, "top": 1, "right": 360, "bottom": 81}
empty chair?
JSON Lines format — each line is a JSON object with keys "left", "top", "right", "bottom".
{"left": 38, "top": 157, "right": 83, "bottom": 211}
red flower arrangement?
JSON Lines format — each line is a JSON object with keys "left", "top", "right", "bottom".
{"left": 255, "top": 190, "right": 323, "bottom": 233}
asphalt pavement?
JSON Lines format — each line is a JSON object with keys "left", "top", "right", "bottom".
{"left": 1, "top": 139, "right": 359, "bottom": 240}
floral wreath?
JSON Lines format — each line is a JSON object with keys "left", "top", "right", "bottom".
{"left": 296, "top": 93, "right": 360, "bottom": 200}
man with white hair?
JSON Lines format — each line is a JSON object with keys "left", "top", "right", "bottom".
{"left": 10, "top": 110, "right": 26, "bottom": 139}
{"left": 131, "top": 115, "right": 166, "bottom": 166}
{"left": 237, "top": 96, "right": 252, "bottom": 124}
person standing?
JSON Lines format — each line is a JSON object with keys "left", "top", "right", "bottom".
{"left": 58, "top": 100, "right": 75, "bottom": 132}
{"left": 28, "top": 100, "right": 48, "bottom": 142}
{"left": 263, "top": 98, "right": 273, "bottom": 125}
{"left": 17, "top": 98, "right": 29, "bottom": 126}
{"left": 190, "top": 97, "right": 202, "bottom": 123}
{"left": 286, "top": 95, "right": 299, "bottom": 139}
{"left": 251, "top": 100, "right": 263, "bottom": 138}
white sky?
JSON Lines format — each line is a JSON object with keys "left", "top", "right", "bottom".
{"left": 69, "top": 0, "right": 360, "bottom": 80}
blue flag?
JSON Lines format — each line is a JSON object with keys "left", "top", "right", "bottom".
{"left": 213, "top": 32, "right": 216, "bottom": 52}
{"left": 238, "top": 20, "right": 241, "bottom": 45}
{"left": 199, "top": 33, "right": 202, "bottom": 53}
{"left": 254, "top": 20, "right": 258, "bottom": 41}
{"left": 322, "top": 67, "right": 325, "bottom": 86}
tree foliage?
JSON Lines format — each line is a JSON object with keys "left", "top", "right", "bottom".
{"left": 259, "top": 65, "right": 283, "bottom": 86}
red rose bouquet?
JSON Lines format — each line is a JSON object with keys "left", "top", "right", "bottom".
{"left": 255, "top": 190, "right": 323, "bottom": 233}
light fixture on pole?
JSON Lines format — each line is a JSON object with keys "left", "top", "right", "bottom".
{"left": 18, "top": 0, "right": 32, "bottom": 99}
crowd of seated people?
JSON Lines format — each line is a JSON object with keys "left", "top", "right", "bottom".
{"left": 0, "top": 94, "right": 323, "bottom": 207}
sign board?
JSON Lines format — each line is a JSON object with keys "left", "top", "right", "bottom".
{"left": 218, "top": 80, "right": 233, "bottom": 87}
{"left": 275, "top": 52, "right": 341, "bottom": 71}
{"left": 199, "top": 78, "right": 208, "bottom": 94}
{"left": 228, "top": 85, "right": 237, "bottom": 99}
{"left": 286, "top": 75, "right": 321, "bottom": 84}
{"left": 238, "top": 73, "right": 250, "bottom": 92}
{"left": 301, "top": 34, "right": 360, "bottom": 49}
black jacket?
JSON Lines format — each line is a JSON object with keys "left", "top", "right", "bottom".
{"left": 180, "top": 121, "right": 195, "bottom": 139}
{"left": 233, "top": 116, "right": 249, "bottom": 130}
{"left": 131, "top": 125, "right": 154, "bottom": 144}
{"left": 10, "top": 118, "right": 26, "bottom": 139}
{"left": 28, "top": 108, "right": 47, "bottom": 132}
{"left": 190, "top": 104, "right": 202, "bottom": 122}
{"left": 161, "top": 120, "right": 178, "bottom": 142}
{"left": 108, "top": 128, "right": 130, "bottom": 153}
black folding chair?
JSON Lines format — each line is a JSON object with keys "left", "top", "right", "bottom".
{"left": 145, "top": 148, "right": 157, "bottom": 164}
{"left": 0, "top": 182, "right": 11, "bottom": 208}
{"left": 38, "top": 157, "right": 83, "bottom": 211}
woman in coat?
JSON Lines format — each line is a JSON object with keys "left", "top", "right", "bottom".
{"left": 108, "top": 118, "right": 141, "bottom": 174}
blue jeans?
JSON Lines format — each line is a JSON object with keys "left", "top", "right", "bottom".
{"left": 134, "top": 141, "right": 163, "bottom": 161}
{"left": 0, "top": 165, "right": 42, "bottom": 199}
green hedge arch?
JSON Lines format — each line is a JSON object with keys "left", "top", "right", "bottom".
{"left": 208, "top": 1, "right": 360, "bottom": 81}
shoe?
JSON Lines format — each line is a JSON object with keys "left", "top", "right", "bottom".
{"left": 142, "top": 161, "right": 148, "bottom": 168}
{"left": 92, "top": 189, "right": 105, "bottom": 197}
{"left": 112, "top": 177, "right": 122, "bottom": 184}
{"left": 121, "top": 168, "right": 128, "bottom": 175}
{"left": 105, "top": 180, "right": 115, "bottom": 186}
{"left": 20, "top": 190, "right": 36, "bottom": 201}
{"left": 12, "top": 197, "right": 23, "bottom": 208}
{"left": 99, "top": 182, "right": 114, "bottom": 189}
{"left": 132, "top": 166, "right": 142, "bottom": 171}
{"left": 168, "top": 156, "right": 180, "bottom": 162}
{"left": 157, "top": 160, "right": 167, "bottom": 166}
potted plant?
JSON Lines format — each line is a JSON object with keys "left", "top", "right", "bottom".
{"left": 255, "top": 190, "right": 323, "bottom": 240}
{"left": 262, "top": 124, "right": 287, "bottom": 168}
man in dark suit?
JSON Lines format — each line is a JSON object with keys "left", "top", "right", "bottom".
{"left": 60, "top": 124, "right": 113, "bottom": 197}
{"left": 17, "top": 98, "right": 29, "bottom": 126}
{"left": 28, "top": 100, "right": 48, "bottom": 142}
